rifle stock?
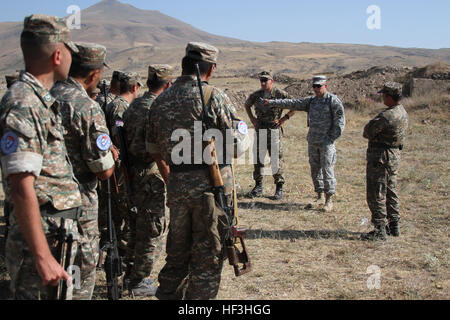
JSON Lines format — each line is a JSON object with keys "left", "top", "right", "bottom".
{"left": 103, "top": 178, "right": 123, "bottom": 300}
{"left": 195, "top": 64, "right": 251, "bottom": 277}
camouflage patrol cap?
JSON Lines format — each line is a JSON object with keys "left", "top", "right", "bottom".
{"left": 21, "top": 14, "right": 78, "bottom": 53}
{"left": 185, "top": 42, "right": 219, "bottom": 63}
{"left": 120, "top": 72, "right": 143, "bottom": 87}
{"left": 378, "top": 82, "right": 403, "bottom": 97}
{"left": 5, "top": 73, "right": 19, "bottom": 88}
{"left": 259, "top": 71, "right": 273, "bottom": 81}
{"left": 148, "top": 64, "right": 175, "bottom": 81}
{"left": 73, "top": 42, "right": 110, "bottom": 69}
{"left": 313, "top": 75, "right": 327, "bottom": 85}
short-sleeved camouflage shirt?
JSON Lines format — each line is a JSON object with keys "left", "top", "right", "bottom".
{"left": 51, "top": 77, "right": 114, "bottom": 207}
{"left": 0, "top": 71, "right": 82, "bottom": 210}
{"left": 245, "top": 87, "right": 291, "bottom": 125}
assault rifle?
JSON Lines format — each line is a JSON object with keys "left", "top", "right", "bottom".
{"left": 102, "top": 178, "right": 123, "bottom": 300}
{"left": 48, "top": 218, "right": 73, "bottom": 300}
{"left": 195, "top": 64, "right": 251, "bottom": 277}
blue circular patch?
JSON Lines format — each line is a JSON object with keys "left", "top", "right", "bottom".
{"left": 1, "top": 131, "right": 19, "bottom": 155}
{"left": 237, "top": 121, "right": 248, "bottom": 135}
{"left": 96, "top": 134, "right": 112, "bottom": 151}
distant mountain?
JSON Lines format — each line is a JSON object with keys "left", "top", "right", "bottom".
{"left": 0, "top": 0, "right": 449, "bottom": 78}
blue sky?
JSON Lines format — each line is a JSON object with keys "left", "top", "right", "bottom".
{"left": 0, "top": 0, "right": 448, "bottom": 49}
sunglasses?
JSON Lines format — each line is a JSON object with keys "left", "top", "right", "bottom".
{"left": 313, "top": 84, "right": 324, "bottom": 89}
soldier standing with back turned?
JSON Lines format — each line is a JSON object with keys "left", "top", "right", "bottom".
{"left": 50, "top": 42, "right": 116, "bottom": 299}
{"left": 147, "top": 42, "right": 241, "bottom": 300}
{"left": 122, "top": 64, "right": 175, "bottom": 297}
{"left": 361, "top": 82, "right": 409, "bottom": 241}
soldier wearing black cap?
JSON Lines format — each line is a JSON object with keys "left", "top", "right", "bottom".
{"left": 362, "top": 82, "right": 409, "bottom": 241}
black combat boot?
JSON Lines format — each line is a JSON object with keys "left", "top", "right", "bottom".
{"left": 361, "top": 225, "right": 387, "bottom": 241}
{"left": 273, "top": 183, "right": 283, "bottom": 200}
{"left": 247, "top": 181, "right": 263, "bottom": 198}
{"left": 386, "top": 221, "right": 400, "bottom": 237}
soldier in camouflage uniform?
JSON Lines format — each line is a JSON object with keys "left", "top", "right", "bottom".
{"left": 245, "top": 71, "right": 295, "bottom": 200}
{"left": 264, "top": 75, "right": 346, "bottom": 212}
{"left": 96, "top": 70, "right": 123, "bottom": 111}
{"left": 50, "top": 42, "right": 116, "bottom": 299}
{"left": 122, "top": 64, "right": 175, "bottom": 297}
{"left": 362, "top": 82, "right": 409, "bottom": 241}
{"left": 147, "top": 42, "right": 242, "bottom": 300}
{"left": 0, "top": 14, "right": 82, "bottom": 300}
{"left": 105, "top": 72, "right": 142, "bottom": 265}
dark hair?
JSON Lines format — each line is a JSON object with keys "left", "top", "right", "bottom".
{"left": 147, "top": 73, "right": 169, "bottom": 91}
{"left": 181, "top": 56, "right": 215, "bottom": 76}
{"left": 69, "top": 59, "right": 99, "bottom": 78}
{"left": 120, "top": 81, "right": 141, "bottom": 94}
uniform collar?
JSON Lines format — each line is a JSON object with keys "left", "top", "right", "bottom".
{"left": 19, "top": 71, "right": 56, "bottom": 109}
{"left": 67, "top": 77, "right": 90, "bottom": 98}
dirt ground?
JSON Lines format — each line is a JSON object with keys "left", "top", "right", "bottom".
{"left": 0, "top": 89, "right": 449, "bottom": 300}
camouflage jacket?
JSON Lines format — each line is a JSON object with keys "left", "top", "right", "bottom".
{"left": 51, "top": 77, "right": 114, "bottom": 208}
{"left": 363, "top": 104, "right": 409, "bottom": 148}
{"left": 245, "top": 87, "right": 291, "bottom": 126}
{"left": 0, "top": 71, "right": 82, "bottom": 210}
{"left": 268, "top": 91, "right": 346, "bottom": 145}
{"left": 96, "top": 92, "right": 115, "bottom": 112}
{"left": 123, "top": 91, "right": 157, "bottom": 165}
{"left": 146, "top": 75, "right": 238, "bottom": 199}
{"left": 105, "top": 95, "right": 129, "bottom": 145}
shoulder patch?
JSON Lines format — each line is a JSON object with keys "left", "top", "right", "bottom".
{"left": 237, "top": 121, "right": 248, "bottom": 135}
{"left": 96, "top": 134, "right": 112, "bottom": 151}
{"left": 1, "top": 131, "right": 19, "bottom": 155}
{"left": 115, "top": 120, "right": 124, "bottom": 128}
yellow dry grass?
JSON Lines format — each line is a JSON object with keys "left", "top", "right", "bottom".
{"left": 1, "top": 90, "right": 449, "bottom": 301}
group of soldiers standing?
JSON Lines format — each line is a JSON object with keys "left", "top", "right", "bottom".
{"left": 0, "top": 13, "right": 408, "bottom": 301}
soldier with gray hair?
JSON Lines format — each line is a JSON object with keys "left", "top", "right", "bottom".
{"left": 361, "top": 82, "right": 409, "bottom": 241}
{"left": 263, "top": 75, "right": 346, "bottom": 212}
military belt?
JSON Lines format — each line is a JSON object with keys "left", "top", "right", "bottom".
{"left": 369, "top": 142, "right": 403, "bottom": 150}
{"left": 40, "top": 203, "right": 83, "bottom": 220}
{"left": 170, "top": 163, "right": 230, "bottom": 173}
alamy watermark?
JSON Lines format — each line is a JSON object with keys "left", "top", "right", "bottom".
{"left": 366, "top": 265, "right": 381, "bottom": 290}
{"left": 366, "top": 5, "right": 381, "bottom": 30}
{"left": 170, "top": 121, "right": 281, "bottom": 176}
{"left": 66, "top": 5, "right": 81, "bottom": 30}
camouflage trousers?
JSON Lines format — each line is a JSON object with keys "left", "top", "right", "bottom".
{"left": 6, "top": 213, "right": 79, "bottom": 300}
{"left": 72, "top": 206, "right": 100, "bottom": 300}
{"left": 366, "top": 147, "right": 401, "bottom": 227}
{"left": 157, "top": 193, "right": 229, "bottom": 300}
{"left": 127, "top": 165, "right": 167, "bottom": 284}
{"left": 98, "top": 171, "right": 130, "bottom": 257}
{"left": 308, "top": 142, "right": 337, "bottom": 195}
{"left": 253, "top": 127, "right": 284, "bottom": 185}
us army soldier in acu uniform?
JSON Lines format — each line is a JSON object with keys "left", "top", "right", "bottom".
{"left": 0, "top": 14, "right": 82, "bottom": 300}
{"left": 122, "top": 64, "right": 174, "bottom": 297}
{"left": 264, "top": 75, "right": 345, "bottom": 211}
{"left": 362, "top": 82, "right": 408, "bottom": 241}
{"left": 51, "top": 42, "right": 116, "bottom": 299}
{"left": 147, "top": 42, "right": 241, "bottom": 300}
{"left": 245, "top": 71, "right": 295, "bottom": 200}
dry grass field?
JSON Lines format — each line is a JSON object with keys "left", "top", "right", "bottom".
{"left": 0, "top": 88, "right": 449, "bottom": 300}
